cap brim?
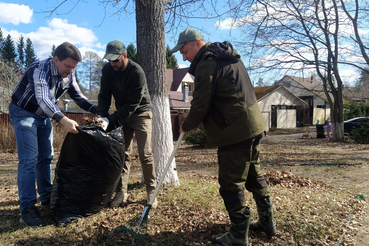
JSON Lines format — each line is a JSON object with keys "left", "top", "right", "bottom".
{"left": 103, "top": 53, "right": 120, "bottom": 61}
{"left": 170, "top": 43, "right": 185, "bottom": 53}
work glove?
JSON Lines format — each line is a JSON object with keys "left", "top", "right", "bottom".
{"left": 97, "top": 116, "right": 109, "bottom": 131}
{"left": 106, "top": 120, "right": 121, "bottom": 132}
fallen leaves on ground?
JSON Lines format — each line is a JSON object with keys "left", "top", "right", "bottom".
{"left": 264, "top": 170, "right": 333, "bottom": 189}
{"left": 0, "top": 169, "right": 366, "bottom": 246}
{"left": 1, "top": 129, "right": 368, "bottom": 245}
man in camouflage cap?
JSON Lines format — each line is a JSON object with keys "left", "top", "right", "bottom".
{"left": 172, "top": 29, "right": 276, "bottom": 245}
{"left": 97, "top": 40, "right": 158, "bottom": 209}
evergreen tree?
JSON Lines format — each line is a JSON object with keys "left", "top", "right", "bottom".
{"left": 2, "top": 35, "right": 17, "bottom": 63}
{"left": 17, "top": 35, "right": 25, "bottom": 66}
{"left": 50, "top": 44, "right": 56, "bottom": 58}
{"left": 24, "top": 38, "right": 37, "bottom": 67}
{"left": 0, "top": 28, "right": 4, "bottom": 57}
{"left": 256, "top": 78, "right": 264, "bottom": 87}
{"left": 127, "top": 43, "right": 137, "bottom": 63}
{"left": 166, "top": 45, "right": 178, "bottom": 69}
{"left": 357, "top": 67, "right": 369, "bottom": 87}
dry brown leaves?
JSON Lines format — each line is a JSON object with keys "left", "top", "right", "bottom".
{"left": 264, "top": 170, "right": 332, "bottom": 189}
{"left": 1, "top": 131, "right": 368, "bottom": 245}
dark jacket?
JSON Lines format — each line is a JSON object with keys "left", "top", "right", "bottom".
{"left": 97, "top": 59, "right": 152, "bottom": 126}
{"left": 182, "top": 41, "right": 266, "bottom": 147}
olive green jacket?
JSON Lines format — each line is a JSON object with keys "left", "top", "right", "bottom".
{"left": 182, "top": 42, "right": 266, "bottom": 147}
{"left": 97, "top": 59, "right": 152, "bottom": 126}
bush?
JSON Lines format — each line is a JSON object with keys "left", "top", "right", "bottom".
{"left": 0, "top": 113, "right": 92, "bottom": 153}
{"left": 185, "top": 128, "right": 207, "bottom": 148}
{"left": 0, "top": 116, "right": 16, "bottom": 153}
{"left": 349, "top": 121, "right": 369, "bottom": 144}
{"left": 343, "top": 101, "right": 369, "bottom": 121}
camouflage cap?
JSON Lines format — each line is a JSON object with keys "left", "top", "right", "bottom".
{"left": 103, "top": 40, "right": 126, "bottom": 60}
{"left": 170, "top": 28, "right": 204, "bottom": 53}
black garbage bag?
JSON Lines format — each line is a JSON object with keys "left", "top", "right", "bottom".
{"left": 51, "top": 125, "right": 125, "bottom": 225}
{"left": 316, "top": 124, "right": 326, "bottom": 138}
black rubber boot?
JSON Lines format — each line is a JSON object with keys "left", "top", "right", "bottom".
{"left": 249, "top": 196, "right": 276, "bottom": 236}
{"left": 212, "top": 210, "right": 250, "bottom": 245}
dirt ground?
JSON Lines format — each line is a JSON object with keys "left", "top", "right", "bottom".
{"left": 153, "top": 126, "right": 369, "bottom": 245}
{"left": 261, "top": 127, "right": 369, "bottom": 246}
{"left": 1, "top": 126, "right": 368, "bottom": 245}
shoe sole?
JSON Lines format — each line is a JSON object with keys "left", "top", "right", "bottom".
{"left": 19, "top": 218, "right": 45, "bottom": 228}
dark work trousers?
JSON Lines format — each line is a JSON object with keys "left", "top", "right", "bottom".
{"left": 217, "top": 133, "right": 270, "bottom": 219}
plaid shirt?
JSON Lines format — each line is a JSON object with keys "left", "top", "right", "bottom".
{"left": 11, "top": 58, "right": 96, "bottom": 122}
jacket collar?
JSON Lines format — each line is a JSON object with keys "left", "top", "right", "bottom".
{"left": 188, "top": 42, "right": 212, "bottom": 75}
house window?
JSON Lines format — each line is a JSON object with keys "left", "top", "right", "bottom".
{"left": 283, "top": 80, "right": 292, "bottom": 88}
{"left": 317, "top": 105, "right": 326, "bottom": 108}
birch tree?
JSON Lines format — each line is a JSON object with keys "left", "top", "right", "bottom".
{"left": 79, "top": 51, "right": 102, "bottom": 95}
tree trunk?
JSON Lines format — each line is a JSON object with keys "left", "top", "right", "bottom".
{"left": 135, "top": 0, "right": 179, "bottom": 186}
{"left": 331, "top": 75, "right": 345, "bottom": 142}
{"left": 330, "top": 101, "right": 344, "bottom": 142}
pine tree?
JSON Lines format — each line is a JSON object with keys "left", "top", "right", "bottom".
{"left": 17, "top": 35, "right": 25, "bottom": 66}
{"left": 0, "top": 28, "right": 4, "bottom": 56}
{"left": 25, "top": 38, "right": 37, "bottom": 67}
{"left": 2, "top": 35, "right": 17, "bottom": 63}
{"left": 357, "top": 67, "right": 369, "bottom": 87}
{"left": 127, "top": 43, "right": 137, "bottom": 63}
{"left": 166, "top": 45, "right": 178, "bottom": 69}
{"left": 50, "top": 44, "right": 56, "bottom": 58}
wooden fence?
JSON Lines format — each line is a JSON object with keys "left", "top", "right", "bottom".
{"left": 1, "top": 111, "right": 186, "bottom": 153}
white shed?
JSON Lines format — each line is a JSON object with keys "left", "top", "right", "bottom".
{"left": 277, "top": 75, "right": 331, "bottom": 125}
{"left": 255, "top": 85, "right": 308, "bottom": 131}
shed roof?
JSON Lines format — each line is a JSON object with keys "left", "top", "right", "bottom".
{"left": 255, "top": 85, "right": 308, "bottom": 106}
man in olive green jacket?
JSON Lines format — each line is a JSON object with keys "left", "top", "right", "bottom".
{"left": 171, "top": 28, "right": 276, "bottom": 245}
{"left": 97, "top": 40, "right": 157, "bottom": 209}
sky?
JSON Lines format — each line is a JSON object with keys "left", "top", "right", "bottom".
{"left": 0, "top": 0, "right": 364, "bottom": 86}
{"left": 0, "top": 0, "right": 232, "bottom": 69}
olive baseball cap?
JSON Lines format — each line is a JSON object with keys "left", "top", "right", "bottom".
{"left": 170, "top": 28, "right": 204, "bottom": 53}
{"left": 103, "top": 40, "right": 126, "bottom": 60}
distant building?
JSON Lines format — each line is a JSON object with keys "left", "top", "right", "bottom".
{"left": 276, "top": 75, "right": 331, "bottom": 125}
{"left": 255, "top": 85, "right": 308, "bottom": 130}
{"left": 166, "top": 69, "right": 310, "bottom": 133}
{"left": 166, "top": 68, "right": 194, "bottom": 140}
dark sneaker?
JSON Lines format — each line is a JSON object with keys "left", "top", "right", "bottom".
{"left": 19, "top": 205, "right": 45, "bottom": 227}
{"left": 110, "top": 192, "right": 128, "bottom": 208}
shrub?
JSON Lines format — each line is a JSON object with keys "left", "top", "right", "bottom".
{"left": 0, "top": 117, "right": 16, "bottom": 153}
{"left": 0, "top": 113, "right": 91, "bottom": 153}
{"left": 349, "top": 121, "right": 369, "bottom": 144}
{"left": 185, "top": 128, "right": 207, "bottom": 148}
{"left": 343, "top": 101, "right": 369, "bottom": 121}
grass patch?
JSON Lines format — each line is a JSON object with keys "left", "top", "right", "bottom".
{"left": 0, "top": 174, "right": 365, "bottom": 245}
{"left": 1, "top": 131, "right": 368, "bottom": 245}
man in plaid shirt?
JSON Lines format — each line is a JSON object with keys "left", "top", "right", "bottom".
{"left": 9, "top": 42, "right": 96, "bottom": 227}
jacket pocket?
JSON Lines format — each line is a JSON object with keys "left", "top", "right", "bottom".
{"left": 209, "top": 100, "right": 227, "bottom": 129}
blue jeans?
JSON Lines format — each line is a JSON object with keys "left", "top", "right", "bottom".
{"left": 9, "top": 103, "right": 53, "bottom": 211}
